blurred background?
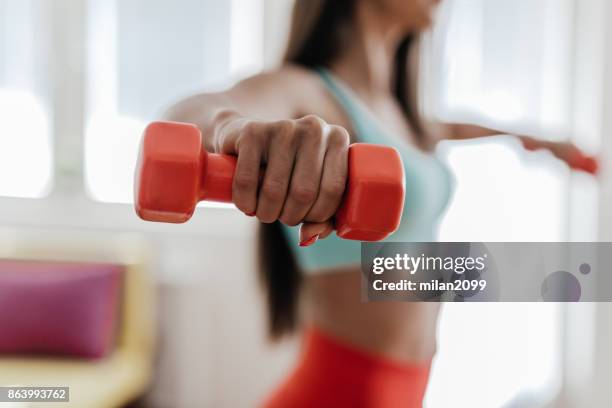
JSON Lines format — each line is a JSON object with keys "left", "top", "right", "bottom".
{"left": 0, "top": 0, "right": 611, "bottom": 406}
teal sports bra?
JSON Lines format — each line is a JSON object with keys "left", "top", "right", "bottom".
{"left": 281, "top": 68, "right": 454, "bottom": 272}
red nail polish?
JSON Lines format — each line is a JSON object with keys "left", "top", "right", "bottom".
{"left": 245, "top": 211, "right": 256, "bottom": 217}
{"left": 299, "top": 234, "right": 319, "bottom": 247}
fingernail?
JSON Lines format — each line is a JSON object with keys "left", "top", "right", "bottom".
{"left": 245, "top": 211, "right": 256, "bottom": 217}
{"left": 299, "top": 234, "right": 319, "bottom": 247}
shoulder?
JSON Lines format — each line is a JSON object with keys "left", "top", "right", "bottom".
{"left": 235, "top": 63, "right": 322, "bottom": 95}
{"left": 274, "top": 64, "right": 352, "bottom": 127}
{"left": 231, "top": 64, "right": 352, "bottom": 130}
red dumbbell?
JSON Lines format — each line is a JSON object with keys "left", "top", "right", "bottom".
{"left": 134, "top": 121, "right": 405, "bottom": 241}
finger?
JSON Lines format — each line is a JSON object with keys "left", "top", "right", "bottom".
{"left": 299, "top": 221, "right": 335, "bottom": 247}
{"left": 279, "top": 116, "right": 326, "bottom": 226}
{"left": 304, "top": 125, "right": 349, "bottom": 223}
{"left": 215, "top": 115, "right": 250, "bottom": 154}
{"left": 576, "top": 156, "right": 599, "bottom": 174}
{"left": 230, "top": 122, "right": 265, "bottom": 215}
{"left": 568, "top": 152, "right": 599, "bottom": 174}
{"left": 207, "top": 110, "right": 243, "bottom": 153}
{"left": 256, "top": 121, "right": 297, "bottom": 223}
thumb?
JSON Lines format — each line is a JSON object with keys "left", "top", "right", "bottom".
{"left": 298, "top": 220, "right": 335, "bottom": 247}
{"left": 211, "top": 111, "right": 247, "bottom": 154}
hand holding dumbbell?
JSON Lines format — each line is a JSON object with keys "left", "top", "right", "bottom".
{"left": 521, "top": 136, "right": 599, "bottom": 175}
{"left": 134, "top": 117, "right": 405, "bottom": 241}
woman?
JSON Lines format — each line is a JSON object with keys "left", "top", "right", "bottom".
{"left": 164, "top": 0, "right": 593, "bottom": 406}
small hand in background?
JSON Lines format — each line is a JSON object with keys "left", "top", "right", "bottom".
{"left": 520, "top": 136, "right": 599, "bottom": 175}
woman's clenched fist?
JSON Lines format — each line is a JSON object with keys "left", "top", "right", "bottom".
{"left": 206, "top": 110, "right": 351, "bottom": 243}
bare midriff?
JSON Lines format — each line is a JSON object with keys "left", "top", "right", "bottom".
{"left": 302, "top": 266, "right": 440, "bottom": 363}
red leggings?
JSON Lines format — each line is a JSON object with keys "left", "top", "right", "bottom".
{"left": 262, "top": 326, "right": 431, "bottom": 408}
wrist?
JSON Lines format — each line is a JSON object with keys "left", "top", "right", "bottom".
{"left": 206, "top": 109, "right": 243, "bottom": 151}
{"left": 212, "top": 109, "right": 242, "bottom": 127}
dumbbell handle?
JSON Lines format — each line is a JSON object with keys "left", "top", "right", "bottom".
{"left": 198, "top": 153, "right": 238, "bottom": 203}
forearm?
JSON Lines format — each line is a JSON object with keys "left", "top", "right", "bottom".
{"left": 162, "top": 68, "right": 304, "bottom": 126}
{"left": 444, "top": 121, "right": 528, "bottom": 140}
{"left": 445, "top": 123, "right": 500, "bottom": 140}
{"left": 162, "top": 93, "right": 245, "bottom": 150}
{"left": 442, "top": 121, "right": 550, "bottom": 145}
{"left": 440, "top": 121, "right": 597, "bottom": 173}
{"left": 160, "top": 70, "right": 306, "bottom": 152}
{"left": 163, "top": 92, "right": 233, "bottom": 125}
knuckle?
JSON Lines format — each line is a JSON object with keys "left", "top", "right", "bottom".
{"left": 233, "top": 172, "right": 258, "bottom": 190}
{"left": 291, "top": 184, "right": 318, "bottom": 204}
{"left": 297, "top": 115, "right": 324, "bottom": 136}
{"left": 321, "top": 178, "right": 346, "bottom": 198}
{"left": 241, "top": 121, "right": 263, "bottom": 138}
{"left": 273, "top": 119, "right": 295, "bottom": 135}
{"left": 328, "top": 126, "right": 350, "bottom": 146}
{"left": 261, "top": 180, "right": 287, "bottom": 201}
{"left": 296, "top": 129, "right": 324, "bottom": 151}
{"left": 300, "top": 114, "right": 323, "bottom": 127}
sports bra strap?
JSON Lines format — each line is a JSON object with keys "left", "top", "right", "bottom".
{"left": 315, "top": 67, "right": 382, "bottom": 144}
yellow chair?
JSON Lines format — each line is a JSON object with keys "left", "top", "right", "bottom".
{"left": 0, "top": 229, "right": 156, "bottom": 408}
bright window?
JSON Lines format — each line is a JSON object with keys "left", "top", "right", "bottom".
{"left": 0, "top": 0, "right": 52, "bottom": 198}
{"left": 84, "top": 0, "right": 264, "bottom": 203}
{"left": 426, "top": 0, "right": 575, "bottom": 406}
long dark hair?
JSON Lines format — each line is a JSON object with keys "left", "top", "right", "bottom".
{"left": 259, "top": 0, "right": 426, "bottom": 339}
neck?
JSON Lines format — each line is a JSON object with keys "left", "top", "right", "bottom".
{"left": 330, "top": 3, "right": 407, "bottom": 98}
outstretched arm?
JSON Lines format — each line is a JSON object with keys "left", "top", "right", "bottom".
{"left": 435, "top": 121, "right": 599, "bottom": 174}
{"left": 159, "top": 66, "right": 348, "bottom": 244}
{"left": 163, "top": 68, "right": 309, "bottom": 146}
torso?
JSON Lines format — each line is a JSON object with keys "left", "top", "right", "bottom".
{"left": 303, "top": 266, "right": 440, "bottom": 362}
{"left": 280, "top": 64, "right": 444, "bottom": 362}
